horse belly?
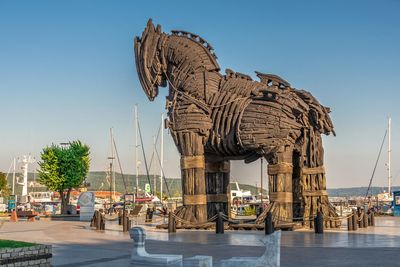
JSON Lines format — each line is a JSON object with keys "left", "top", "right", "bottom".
{"left": 238, "top": 100, "right": 301, "bottom": 153}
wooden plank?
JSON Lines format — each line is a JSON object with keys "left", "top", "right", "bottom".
{"left": 268, "top": 163, "right": 293, "bottom": 175}
{"left": 181, "top": 155, "right": 205, "bottom": 169}
{"left": 302, "top": 166, "right": 325, "bottom": 175}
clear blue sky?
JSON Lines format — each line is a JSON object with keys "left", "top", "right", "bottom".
{"left": 0, "top": 0, "right": 399, "bottom": 188}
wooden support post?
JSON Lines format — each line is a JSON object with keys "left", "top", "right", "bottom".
{"left": 267, "top": 146, "right": 293, "bottom": 226}
{"left": 299, "top": 131, "right": 340, "bottom": 228}
{"left": 205, "top": 159, "right": 230, "bottom": 219}
{"left": 177, "top": 132, "right": 207, "bottom": 223}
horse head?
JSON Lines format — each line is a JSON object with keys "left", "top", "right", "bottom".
{"left": 134, "top": 19, "right": 167, "bottom": 101}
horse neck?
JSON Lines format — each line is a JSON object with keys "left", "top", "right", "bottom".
{"left": 163, "top": 35, "right": 219, "bottom": 99}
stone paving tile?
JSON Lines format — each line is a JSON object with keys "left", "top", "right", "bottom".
{"left": 1, "top": 217, "right": 400, "bottom": 266}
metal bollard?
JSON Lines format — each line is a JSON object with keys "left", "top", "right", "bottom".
{"left": 367, "top": 211, "right": 371, "bottom": 226}
{"left": 100, "top": 215, "right": 105, "bottom": 230}
{"left": 314, "top": 211, "right": 324, "bottom": 234}
{"left": 168, "top": 212, "right": 176, "bottom": 233}
{"left": 216, "top": 212, "right": 224, "bottom": 234}
{"left": 359, "top": 212, "right": 365, "bottom": 228}
{"left": 347, "top": 214, "right": 353, "bottom": 231}
{"left": 370, "top": 211, "right": 375, "bottom": 226}
{"left": 363, "top": 211, "right": 368, "bottom": 227}
{"left": 123, "top": 215, "right": 129, "bottom": 232}
{"left": 352, "top": 210, "right": 358, "bottom": 231}
{"left": 118, "top": 210, "right": 122, "bottom": 225}
{"left": 96, "top": 211, "right": 101, "bottom": 230}
{"left": 127, "top": 217, "right": 131, "bottom": 230}
{"left": 145, "top": 208, "right": 151, "bottom": 223}
{"left": 265, "top": 211, "right": 274, "bottom": 235}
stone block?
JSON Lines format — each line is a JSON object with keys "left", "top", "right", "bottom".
{"left": 184, "top": 256, "right": 213, "bottom": 267}
{"left": 130, "top": 227, "right": 183, "bottom": 267}
{"left": 220, "top": 230, "right": 281, "bottom": 267}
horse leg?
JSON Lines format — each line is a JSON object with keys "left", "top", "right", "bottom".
{"left": 205, "top": 156, "right": 230, "bottom": 219}
{"left": 300, "top": 129, "right": 339, "bottom": 228}
{"left": 173, "top": 131, "right": 207, "bottom": 224}
{"left": 267, "top": 145, "right": 294, "bottom": 226}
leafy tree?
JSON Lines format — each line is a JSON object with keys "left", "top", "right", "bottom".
{"left": 0, "top": 172, "right": 10, "bottom": 199}
{"left": 38, "top": 140, "right": 90, "bottom": 214}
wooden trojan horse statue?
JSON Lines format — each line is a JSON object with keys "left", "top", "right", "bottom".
{"left": 134, "top": 19, "right": 339, "bottom": 227}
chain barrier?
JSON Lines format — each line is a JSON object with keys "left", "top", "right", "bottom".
{"left": 170, "top": 212, "right": 219, "bottom": 227}
{"left": 168, "top": 208, "right": 365, "bottom": 228}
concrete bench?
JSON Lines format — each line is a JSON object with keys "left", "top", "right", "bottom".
{"left": 184, "top": 256, "right": 213, "bottom": 267}
{"left": 220, "top": 230, "right": 281, "bottom": 267}
{"left": 130, "top": 227, "right": 183, "bottom": 267}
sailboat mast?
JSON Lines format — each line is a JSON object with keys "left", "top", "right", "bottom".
{"left": 135, "top": 104, "right": 139, "bottom": 196}
{"left": 110, "top": 128, "right": 115, "bottom": 201}
{"left": 260, "top": 158, "right": 263, "bottom": 204}
{"left": 388, "top": 117, "right": 392, "bottom": 196}
{"left": 160, "top": 113, "right": 164, "bottom": 202}
{"left": 12, "top": 158, "right": 16, "bottom": 195}
{"left": 153, "top": 135, "right": 156, "bottom": 194}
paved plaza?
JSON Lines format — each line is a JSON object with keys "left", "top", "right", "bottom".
{"left": 0, "top": 217, "right": 399, "bottom": 266}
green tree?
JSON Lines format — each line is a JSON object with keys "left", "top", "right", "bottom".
{"left": 38, "top": 141, "right": 90, "bottom": 214}
{"left": 0, "top": 172, "right": 11, "bottom": 199}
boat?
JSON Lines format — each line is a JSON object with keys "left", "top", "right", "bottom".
{"left": 366, "top": 117, "right": 394, "bottom": 207}
{"left": 230, "top": 182, "right": 252, "bottom": 202}
{"left": 28, "top": 192, "right": 52, "bottom": 203}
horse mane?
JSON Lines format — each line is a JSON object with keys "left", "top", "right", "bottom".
{"left": 171, "top": 30, "right": 218, "bottom": 59}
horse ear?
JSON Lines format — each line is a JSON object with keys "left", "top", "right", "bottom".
{"left": 156, "top": 24, "right": 162, "bottom": 34}
{"left": 147, "top": 18, "right": 153, "bottom": 27}
{"left": 145, "top": 18, "right": 155, "bottom": 33}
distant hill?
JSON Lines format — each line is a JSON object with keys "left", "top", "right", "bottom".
{"left": 327, "top": 187, "right": 399, "bottom": 197}
{"left": 6, "top": 172, "right": 396, "bottom": 198}
{"left": 6, "top": 172, "right": 263, "bottom": 198}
